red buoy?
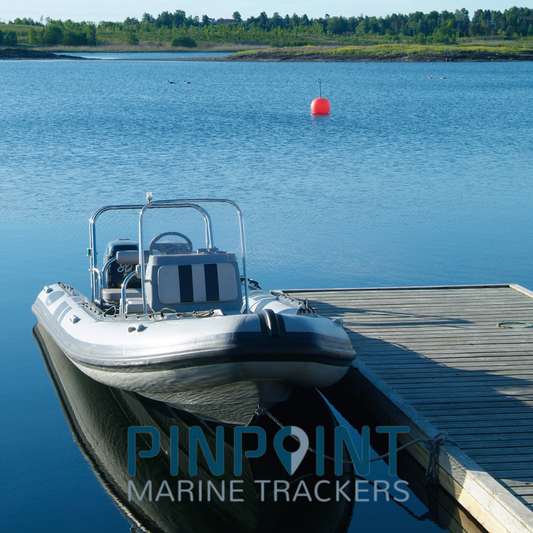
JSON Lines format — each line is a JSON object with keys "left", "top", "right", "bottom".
{"left": 311, "top": 97, "right": 330, "bottom": 115}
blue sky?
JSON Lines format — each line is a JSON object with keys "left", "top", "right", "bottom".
{"left": 2, "top": 0, "right": 520, "bottom": 23}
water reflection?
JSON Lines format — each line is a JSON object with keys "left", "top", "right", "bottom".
{"left": 33, "top": 323, "right": 355, "bottom": 533}
{"left": 323, "top": 378, "right": 489, "bottom": 533}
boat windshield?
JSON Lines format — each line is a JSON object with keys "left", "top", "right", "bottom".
{"left": 88, "top": 197, "right": 249, "bottom": 314}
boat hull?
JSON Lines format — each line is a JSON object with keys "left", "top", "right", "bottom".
{"left": 32, "top": 283, "right": 355, "bottom": 423}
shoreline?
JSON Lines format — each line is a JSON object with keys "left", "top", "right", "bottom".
{"left": 0, "top": 48, "right": 87, "bottom": 60}
{"left": 1, "top": 47, "right": 533, "bottom": 62}
{"left": 219, "top": 48, "right": 533, "bottom": 62}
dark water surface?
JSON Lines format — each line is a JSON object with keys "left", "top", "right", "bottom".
{"left": 1, "top": 57, "right": 531, "bottom": 532}
{"left": 63, "top": 51, "right": 233, "bottom": 59}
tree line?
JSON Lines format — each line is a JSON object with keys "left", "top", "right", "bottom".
{"left": 2, "top": 7, "right": 533, "bottom": 48}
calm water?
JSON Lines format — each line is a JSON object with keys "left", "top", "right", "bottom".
{"left": 1, "top": 56, "right": 532, "bottom": 532}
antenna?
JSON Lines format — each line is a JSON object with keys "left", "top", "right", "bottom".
{"left": 318, "top": 79, "right": 322, "bottom": 98}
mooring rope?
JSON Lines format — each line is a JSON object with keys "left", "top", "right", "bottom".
{"left": 268, "top": 290, "right": 318, "bottom": 314}
{"left": 497, "top": 321, "right": 533, "bottom": 328}
{"left": 255, "top": 407, "right": 451, "bottom": 485}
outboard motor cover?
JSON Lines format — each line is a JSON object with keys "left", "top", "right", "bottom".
{"left": 103, "top": 239, "right": 141, "bottom": 288}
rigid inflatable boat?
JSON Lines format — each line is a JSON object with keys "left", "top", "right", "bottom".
{"left": 32, "top": 196, "right": 355, "bottom": 424}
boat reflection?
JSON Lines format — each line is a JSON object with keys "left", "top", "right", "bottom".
{"left": 34, "top": 323, "right": 355, "bottom": 533}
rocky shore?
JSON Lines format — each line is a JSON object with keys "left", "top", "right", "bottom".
{"left": 0, "top": 48, "right": 85, "bottom": 60}
{"left": 221, "top": 49, "right": 533, "bottom": 62}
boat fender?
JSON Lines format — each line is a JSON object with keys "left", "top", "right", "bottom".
{"left": 258, "top": 309, "right": 286, "bottom": 338}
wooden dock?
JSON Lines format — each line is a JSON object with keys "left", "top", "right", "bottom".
{"left": 283, "top": 284, "right": 533, "bottom": 533}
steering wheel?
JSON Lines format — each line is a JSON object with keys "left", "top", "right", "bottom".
{"left": 149, "top": 232, "right": 193, "bottom": 255}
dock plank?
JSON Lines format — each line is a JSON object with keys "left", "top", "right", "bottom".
{"left": 285, "top": 284, "right": 533, "bottom": 533}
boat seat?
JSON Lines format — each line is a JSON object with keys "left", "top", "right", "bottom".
{"left": 145, "top": 252, "right": 242, "bottom": 313}
{"left": 123, "top": 298, "right": 145, "bottom": 314}
{"left": 102, "top": 287, "right": 142, "bottom": 303}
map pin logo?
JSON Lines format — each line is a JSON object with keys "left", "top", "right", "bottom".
{"left": 274, "top": 426, "right": 309, "bottom": 475}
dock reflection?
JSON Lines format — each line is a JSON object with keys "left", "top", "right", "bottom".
{"left": 322, "top": 375, "right": 489, "bottom": 533}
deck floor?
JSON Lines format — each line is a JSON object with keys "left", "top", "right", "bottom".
{"left": 284, "top": 284, "right": 533, "bottom": 512}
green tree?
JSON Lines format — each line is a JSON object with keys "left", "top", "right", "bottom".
{"left": 454, "top": 8, "right": 470, "bottom": 36}
{"left": 124, "top": 17, "right": 139, "bottom": 27}
{"left": 5, "top": 31, "right": 18, "bottom": 46}
{"left": 407, "top": 11, "right": 424, "bottom": 35}
{"left": 0, "top": 29, "right": 4, "bottom": 45}
{"left": 157, "top": 11, "right": 173, "bottom": 28}
{"left": 41, "top": 25, "right": 63, "bottom": 45}
{"left": 369, "top": 16, "right": 382, "bottom": 34}
{"left": 170, "top": 36, "right": 197, "bottom": 47}
{"left": 173, "top": 10, "right": 186, "bottom": 27}
{"left": 355, "top": 18, "right": 370, "bottom": 36}
{"left": 271, "top": 12, "right": 283, "bottom": 28}
{"left": 63, "top": 30, "right": 87, "bottom": 46}
{"left": 233, "top": 11, "right": 242, "bottom": 23}
{"left": 417, "top": 32, "right": 427, "bottom": 44}
{"left": 124, "top": 31, "right": 139, "bottom": 45}
{"left": 85, "top": 24, "right": 96, "bottom": 45}
{"left": 258, "top": 12, "right": 269, "bottom": 28}
{"left": 327, "top": 16, "right": 348, "bottom": 34}
{"left": 425, "top": 11, "right": 439, "bottom": 34}
{"left": 431, "top": 23, "right": 456, "bottom": 43}
{"left": 29, "top": 27, "right": 42, "bottom": 44}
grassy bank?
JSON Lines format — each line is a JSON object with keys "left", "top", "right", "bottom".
{"left": 230, "top": 42, "right": 533, "bottom": 61}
